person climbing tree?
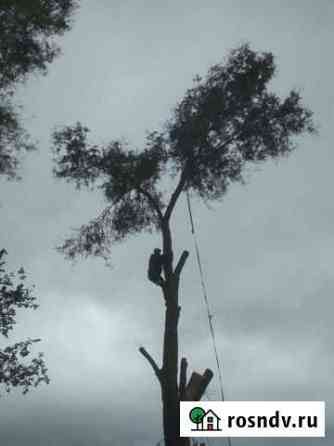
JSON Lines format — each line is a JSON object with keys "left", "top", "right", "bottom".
{"left": 148, "top": 248, "right": 165, "bottom": 286}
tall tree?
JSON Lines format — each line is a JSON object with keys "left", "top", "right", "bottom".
{"left": 0, "top": 1, "right": 78, "bottom": 394}
{"left": 51, "top": 45, "right": 315, "bottom": 445}
{"left": 0, "top": 0, "right": 78, "bottom": 179}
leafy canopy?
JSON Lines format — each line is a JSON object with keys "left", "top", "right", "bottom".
{"left": 0, "top": 0, "right": 78, "bottom": 180}
{"left": 0, "top": 0, "right": 78, "bottom": 89}
{"left": 52, "top": 45, "right": 315, "bottom": 260}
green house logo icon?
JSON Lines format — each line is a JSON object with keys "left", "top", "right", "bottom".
{"left": 189, "top": 407, "right": 222, "bottom": 432}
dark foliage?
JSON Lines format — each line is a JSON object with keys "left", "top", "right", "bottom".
{"left": 0, "top": 0, "right": 78, "bottom": 89}
{"left": 0, "top": 92, "right": 35, "bottom": 179}
{"left": 0, "top": 250, "right": 49, "bottom": 395}
{"left": 53, "top": 125, "right": 167, "bottom": 258}
{"left": 53, "top": 124, "right": 167, "bottom": 200}
{"left": 0, "top": 0, "right": 78, "bottom": 179}
{"left": 167, "top": 45, "right": 314, "bottom": 199}
{"left": 52, "top": 45, "right": 315, "bottom": 259}
{"left": 58, "top": 197, "right": 159, "bottom": 260}
{"left": 0, "top": 0, "right": 77, "bottom": 395}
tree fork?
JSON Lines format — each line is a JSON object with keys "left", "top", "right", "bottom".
{"left": 175, "top": 251, "right": 189, "bottom": 278}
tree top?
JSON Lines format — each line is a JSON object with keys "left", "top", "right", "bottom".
{"left": 52, "top": 44, "right": 315, "bottom": 260}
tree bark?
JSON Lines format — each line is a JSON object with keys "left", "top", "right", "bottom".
{"left": 161, "top": 266, "right": 179, "bottom": 444}
{"left": 142, "top": 219, "right": 191, "bottom": 445}
{"left": 160, "top": 221, "right": 182, "bottom": 446}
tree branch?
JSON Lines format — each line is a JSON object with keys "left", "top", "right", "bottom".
{"left": 161, "top": 222, "right": 174, "bottom": 277}
{"left": 137, "top": 186, "right": 164, "bottom": 222}
{"left": 164, "top": 166, "right": 188, "bottom": 222}
{"left": 163, "top": 131, "right": 240, "bottom": 224}
{"left": 174, "top": 250, "right": 189, "bottom": 277}
{"left": 139, "top": 346, "right": 162, "bottom": 382}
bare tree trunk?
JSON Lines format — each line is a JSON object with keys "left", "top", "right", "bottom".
{"left": 161, "top": 277, "right": 182, "bottom": 446}
{"left": 141, "top": 221, "right": 191, "bottom": 446}
{"left": 160, "top": 221, "right": 180, "bottom": 446}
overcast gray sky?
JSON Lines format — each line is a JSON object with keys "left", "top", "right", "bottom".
{"left": 0, "top": 1, "right": 333, "bottom": 445}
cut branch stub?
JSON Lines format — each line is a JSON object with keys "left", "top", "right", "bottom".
{"left": 185, "top": 368, "right": 214, "bottom": 401}
{"left": 174, "top": 250, "right": 189, "bottom": 277}
{"left": 179, "top": 357, "right": 188, "bottom": 400}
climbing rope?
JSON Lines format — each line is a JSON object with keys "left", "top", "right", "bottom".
{"left": 186, "top": 190, "right": 231, "bottom": 446}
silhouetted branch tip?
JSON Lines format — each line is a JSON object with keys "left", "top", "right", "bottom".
{"left": 139, "top": 346, "right": 162, "bottom": 381}
{"left": 174, "top": 250, "right": 189, "bottom": 277}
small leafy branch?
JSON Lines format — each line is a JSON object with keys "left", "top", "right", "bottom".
{"left": 0, "top": 249, "right": 49, "bottom": 396}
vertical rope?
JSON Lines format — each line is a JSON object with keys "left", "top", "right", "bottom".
{"left": 186, "top": 190, "right": 231, "bottom": 446}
